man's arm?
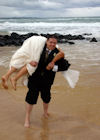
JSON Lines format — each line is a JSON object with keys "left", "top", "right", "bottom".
{"left": 55, "top": 58, "right": 71, "bottom": 72}
{"left": 46, "top": 48, "right": 64, "bottom": 70}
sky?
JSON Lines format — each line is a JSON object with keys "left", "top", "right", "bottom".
{"left": 0, "top": 0, "right": 100, "bottom": 18}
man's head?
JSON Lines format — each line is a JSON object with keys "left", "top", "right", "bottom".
{"left": 46, "top": 35, "right": 58, "bottom": 50}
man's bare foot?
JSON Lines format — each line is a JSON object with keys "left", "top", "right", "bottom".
{"left": 24, "top": 122, "right": 30, "bottom": 128}
{"left": 24, "top": 117, "right": 30, "bottom": 128}
{"left": 43, "top": 113, "right": 50, "bottom": 118}
{"left": 1, "top": 76, "right": 8, "bottom": 89}
{"left": 10, "top": 77, "right": 17, "bottom": 90}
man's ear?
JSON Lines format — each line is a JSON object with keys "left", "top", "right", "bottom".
{"left": 46, "top": 40, "right": 49, "bottom": 43}
{"left": 46, "top": 40, "right": 48, "bottom": 45}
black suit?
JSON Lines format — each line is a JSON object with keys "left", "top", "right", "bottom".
{"left": 25, "top": 45, "right": 70, "bottom": 105}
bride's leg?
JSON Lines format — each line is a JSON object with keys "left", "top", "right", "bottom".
{"left": 2, "top": 67, "right": 17, "bottom": 89}
{"left": 10, "top": 65, "right": 28, "bottom": 90}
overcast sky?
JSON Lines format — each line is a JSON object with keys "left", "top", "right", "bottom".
{"left": 0, "top": 0, "right": 100, "bottom": 18}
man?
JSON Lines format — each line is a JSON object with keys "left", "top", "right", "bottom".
{"left": 24, "top": 35, "right": 70, "bottom": 128}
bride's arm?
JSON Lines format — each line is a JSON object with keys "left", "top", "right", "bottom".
{"left": 52, "top": 48, "right": 64, "bottom": 63}
{"left": 46, "top": 48, "right": 64, "bottom": 70}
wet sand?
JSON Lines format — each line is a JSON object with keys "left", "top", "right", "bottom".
{"left": 0, "top": 44, "right": 100, "bottom": 140}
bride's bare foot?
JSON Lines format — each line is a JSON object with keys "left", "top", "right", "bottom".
{"left": 10, "top": 77, "right": 17, "bottom": 90}
{"left": 1, "top": 76, "right": 8, "bottom": 89}
{"left": 43, "top": 113, "right": 50, "bottom": 118}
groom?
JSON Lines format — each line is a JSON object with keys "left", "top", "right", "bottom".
{"left": 24, "top": 35, "right": 70, "bottom": 127}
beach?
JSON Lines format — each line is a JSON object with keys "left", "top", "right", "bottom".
{"left": 0, "top": 40, "right": 100, "bottom": 140}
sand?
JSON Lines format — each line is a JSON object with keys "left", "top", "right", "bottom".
{"left": 0, "top": 44, "right": 100, "bottom": 140}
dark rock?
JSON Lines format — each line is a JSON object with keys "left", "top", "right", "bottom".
{"left": 72, "top": 35, "right": 85, "bottom": 40}
{"left": 83, "top": 33, "right": 92, "bottom": 36}
{"left": 0, "top": 37, "right": 6, "bottom": 46}
{"left": 4, "top": 35, "right": 10, "bottom": 39}
{"left": 77, "top": 35, "right": 85, "bottom": 40}
{"left": 85, "top": 37, "right": 91, "bottom": 40}
{"left": 11, "top": 32, "right": 20, "bottom": 39}
{"left": 68, "top": 41, "right": 75, "bottom": 45}
{"left": 64, "top": 34, "right": 85, "bottom": 40}
{"left": 0, "top": 32, "right": 89, "bottom": 47}
{"left": 90, "top": 37, "right": 97, "bottom": 42}
{"left": 58, "top": 39, "right": 68, "bottom": 43}
{"left": 53, "top": 33, "right": 64, "bottom": 40}
{"left": 25, "top": 33, "right": 39, "bottom": 38}
{"left": 64, "top": 34, "right": 73, "bottom": 40}
{"left": 0, "top": 41, "right": 5, "bottom": 46}
{"left": 46, "top": 33, "right": 52, "bottom": 38}
{"left": 40, "top": 34, "right": 47, "bottom": 38}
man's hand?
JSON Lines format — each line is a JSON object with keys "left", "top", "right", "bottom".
{"left": 29, "top": 61, "right": 38, "bottom": 67}
{"left": 46, "top": 61, "right": 55, "bottom": 70}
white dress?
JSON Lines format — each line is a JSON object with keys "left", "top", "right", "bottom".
{"left": 10, "top": 36, "right": 47, "bottom": 75}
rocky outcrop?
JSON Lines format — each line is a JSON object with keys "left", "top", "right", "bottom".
{"left": 90, "top": 37, "right": 98, "bottom": 42}
{"left": 0, "top": 32, "right": 87, "bottom": 47}
{"left": 83, "top": 33, "right": 92, "bottom": 36}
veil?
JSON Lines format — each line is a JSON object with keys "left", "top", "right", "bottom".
{"left": 61, "top": 69, "right": 80, "bottom": 88}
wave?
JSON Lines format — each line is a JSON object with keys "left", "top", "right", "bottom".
{"left": 1, "top": 21, "right": 100, "bottom": 27}
{"left": 1, "top": 17, "right": 100, "bottom": 23}
{"left": 0, "top": 20, "right": 100, "bottom": 37}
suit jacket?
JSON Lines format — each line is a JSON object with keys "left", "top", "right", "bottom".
{"left": 28, "top": 45, "right": 70, "bottom": 87}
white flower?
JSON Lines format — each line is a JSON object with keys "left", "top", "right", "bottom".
{"left": 53, "top": 53, "right": 56, "bottom": 57}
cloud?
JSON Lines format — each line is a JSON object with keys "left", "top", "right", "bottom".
{"left": 38, "top": 0, "right": 63, "bottom": 9}
{"left": 0, "top": 0, "right": 100, "bottom": 17}
{"left": 65, "top": 7, "right": 100, "bottom": 17}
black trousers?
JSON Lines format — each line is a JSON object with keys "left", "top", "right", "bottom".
{"left": 25, "top": 83, "right": 51, "bottom": 105}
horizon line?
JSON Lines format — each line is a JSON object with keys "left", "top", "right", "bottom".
{"left": 0, "top": 16, "right": 100, "bottom": 19}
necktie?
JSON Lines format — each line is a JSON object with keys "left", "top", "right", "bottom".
{"left": 45, "top": 50, "right": 49, "bottom": 60}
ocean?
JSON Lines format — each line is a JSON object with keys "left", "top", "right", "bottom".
{"left": 0, "top": 17, "right": 100, "bottom": 38}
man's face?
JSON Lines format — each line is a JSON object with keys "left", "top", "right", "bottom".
{"left": 46, "top": 38, "right": 57, "bottom": 50}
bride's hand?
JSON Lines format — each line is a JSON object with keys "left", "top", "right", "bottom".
{"left": 29, "top": 61, "right": 38, "bottom": 67}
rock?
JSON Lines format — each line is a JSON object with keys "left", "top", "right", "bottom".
{"left": 25, "top": 33, "right": 39, "bottom": 38}
{"left": 0, "top": 32, "right": 92, "bottom": 47}
{"left": 40, "top": 34, "right": 47, "bottom": 38}
{"left": 64, "top": 34, "right": 85, "bottom": 40}
{"left": 68, "top": 41, "right": 75, "bottom": 45}
{"left": 83, "top": 33, "right": 92, "bottom": 36}
{"left": 85, "top": 37, "right": 91, "bottom": 40}
{"left": 0, "top": 41, "right": 5, "bottom": 46}
{"left": 53, "top": 33, "right": 64, "bottom": 40}
{"left": 4, "top": 35, "right": 10, "bottom": 39}
{"left": 11, "top": 32, "right": 20, "bottom": 39}
{"left": 58, "top": 38, "right": 68, "bottom": 43}
{"left": 77, "top": 35, "right": 85, "bottom": 40}
{"left": 64, "top": 34, "right": 73, "bottom": 40}
{"left": 90, "top": 37, "right": 97, "bottom": 42}
{"left": 72, "top": 35, "right": 85, "bottom": 40}
{"left": 0, "top": 37, "right": 6, "bottom": 46}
